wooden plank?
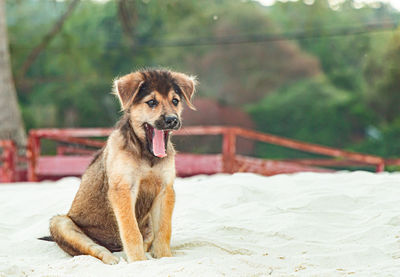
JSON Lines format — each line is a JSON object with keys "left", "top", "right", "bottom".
{"left": 281, "top": 159, "right": 375, "bottom": 167}
{"left": 44, "top": 136, "right": 105, "bottom": 148}
{"left": 386, "top": 159, "right": 400, "bottom": 166}
{"left": 233, "top": 127, "right": 384, "bottom": 165}
{"left": 235, "top": 155, "right": 332, "bottom": 176}
{"left": 30, "top": 128, "right": 112, "bottom": 138}
{"left": 174, "top": 126, "right": 226, "bottom": 136}
{"left": 36, "top": 154, "right": 222, "bottom": 178}
{"left": 57, "top": 146, "right": 97, "bottom": 155}
{"left": 175, "top": 153, "right": 223, "bottom": 176}
{"left": 37, "top": 156, "right": 93, "bottom": 176}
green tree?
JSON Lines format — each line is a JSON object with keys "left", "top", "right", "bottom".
{"left": 269, "top": 0, "right": 398, "bottom": 92}
{"left": 155, "top": 0, "right": 321, "bottom": 106}
{"left": 351, "top": 118, "right": 400, "bottom": 158}
{"left": 364, "top": 29, "right": 400, "bottom": 123}
{"left": 247, "top": 77, "right": 373, "bottom": 158}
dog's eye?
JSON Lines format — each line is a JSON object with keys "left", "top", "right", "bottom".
{"left": 172, "top": 98, "right": 179, "bottom": 106}
{"left": 146, "top": 99, "right": 158, "bottom": 108}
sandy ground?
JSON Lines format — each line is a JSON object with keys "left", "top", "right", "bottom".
{"left": 0, "top": 171, "right": 399, "bottom": 277}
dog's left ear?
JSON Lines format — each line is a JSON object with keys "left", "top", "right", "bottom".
{"left": 113, "top": 72, "right": 144, "bottom": 110}
{"left": 171, "top": 72, "right": 197, "bottom": 110}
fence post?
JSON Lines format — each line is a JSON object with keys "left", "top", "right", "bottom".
{"left": 222, "top": 128, "right": 236, "bottom": 174}
{"left": 27, "top": 133, "right": 40, "bottom": 182}
{"left": 1, "top": 141, "right": 16, "bottom": 182}
{"left": 376, "top": 162, "right": 385, "bottom": 173}
{"left": 7, "top": 141, "right": 16, "bottom": 182}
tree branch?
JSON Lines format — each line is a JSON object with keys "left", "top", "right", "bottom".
{"left": 17, "top": 0, "right": 80, "bottom": 82}
{"left": 117, "top": 0, "right": 137, "bottom": 48}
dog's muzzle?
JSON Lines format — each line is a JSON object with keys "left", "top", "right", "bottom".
{"left": 155, "top": 115, "right": 181, "bottom": 131}
{"left": 164, "top": 115, "right": 179, "bottom": 130}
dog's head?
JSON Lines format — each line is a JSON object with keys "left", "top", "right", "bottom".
{"left": 113, "top": 69, "right": 196, "bottom": 158}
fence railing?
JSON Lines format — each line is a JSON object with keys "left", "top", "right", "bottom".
{"left": 20, "top": 126, "right": 393, "bottom": 182}
{"left": 1, "top": 126, "right": 398, "bottom": 182}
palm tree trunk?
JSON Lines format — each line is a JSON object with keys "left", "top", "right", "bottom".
{"left": 0, "top": 0, "right": 26, "bottom": 147}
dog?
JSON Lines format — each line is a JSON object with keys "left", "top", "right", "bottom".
{"left": 48, "top": 69, "right": 196, "bottom": 264}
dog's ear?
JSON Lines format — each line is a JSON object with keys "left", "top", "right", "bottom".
{"left": 113, "top": 72, "right": 144, "bottom": 110}
{"left": 171, "top": 72, "right": 197, "bottom": 110}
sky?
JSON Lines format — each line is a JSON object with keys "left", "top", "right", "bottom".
{"left": 256, "top": 0, "right": 400, "bottom": 10}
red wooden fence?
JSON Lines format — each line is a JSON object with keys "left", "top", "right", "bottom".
{"left": 1, "top": 126, "right": 398, "bottom": 182}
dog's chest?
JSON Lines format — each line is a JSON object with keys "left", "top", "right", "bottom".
{"left": 135, "top": 173, "right": 163, "bottom": 221}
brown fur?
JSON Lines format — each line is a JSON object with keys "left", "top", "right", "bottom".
{"left": 49, "top": 69, "right": 196, "bottom": 264}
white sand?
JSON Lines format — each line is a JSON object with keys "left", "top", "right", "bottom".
{"left": 0, "top": 172, "right": 399, "bottom": 277}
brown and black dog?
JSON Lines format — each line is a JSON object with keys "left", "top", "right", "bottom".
{"left": 48, "top": 69, "right": 196, "bottom": 264}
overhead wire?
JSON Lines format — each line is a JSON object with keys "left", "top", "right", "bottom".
{"left": 12, "top": 20, "right": 400, "bottom": 50}
{"left": 131, "top": 21, "right": 399, "bottom": 48}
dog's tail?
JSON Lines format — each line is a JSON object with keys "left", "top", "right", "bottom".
{"left": 38, "top": 236, "right": 54, "bottom": 242}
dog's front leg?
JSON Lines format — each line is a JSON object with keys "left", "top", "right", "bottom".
{"left": 108, "top": 180, "right": 146, "bottom": 262}
{"left": 150, "top": 184, "right": 175, "bottom": 258}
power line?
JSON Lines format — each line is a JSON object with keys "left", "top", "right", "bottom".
{"left": 12, "top": 21, "right": 399, "bottom": 50}
{"left": 132, "top": 21, "right": 399, "bottom": 48}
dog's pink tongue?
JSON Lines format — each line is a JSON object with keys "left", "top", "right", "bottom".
{"left": 152, "top": 129, "right": 166, "bottom": 158}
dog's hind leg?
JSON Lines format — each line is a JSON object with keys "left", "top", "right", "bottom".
{"left": 50, "top": 215, "right": 119, "bottom": 265}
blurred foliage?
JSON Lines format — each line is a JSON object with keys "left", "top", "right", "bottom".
{"left": 247, "top": 77, "right": 375, "bottom": 158}
{"left": 350, "top": 118, "right": 400, "bottom": 158}
{"left": 364, "top": 29, "right": 400, "bottom": 123}
{"left": 248, "top": 77, "right": 357, "bottom": 146}
{"left": 250, "top": 0, "right": 400, "bottom": 159}
{"left": 268, "top": 0, "right": 398, "bottom": 92}
{"left": 4, "top": 0, "right": 400, "bottom": 161}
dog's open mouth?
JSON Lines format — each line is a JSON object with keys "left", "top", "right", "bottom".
{"left": 144, "top": 123, "right": 170, "bottom": 158}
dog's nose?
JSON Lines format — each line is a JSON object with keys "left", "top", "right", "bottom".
{"left": 164, "top": 115, "right": 179, "bottom": 129}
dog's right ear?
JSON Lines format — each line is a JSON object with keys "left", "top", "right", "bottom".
{"left": 113, "top": 72, "right": 144, "bottom": 110}
{"left": 171, "top": 72, "right": 197, "bottom": 110}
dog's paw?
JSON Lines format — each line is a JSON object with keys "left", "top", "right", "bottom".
{"left": 151, "top": 243, "right": 172, "bottom": 258}
{"left": 101, "top": 252, "right": 120, "bottom": 265}
{"left": 126, "top": 247, "right": 147, "bottom": 262}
